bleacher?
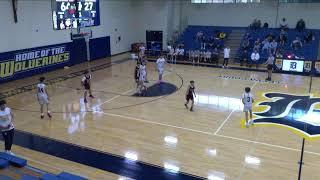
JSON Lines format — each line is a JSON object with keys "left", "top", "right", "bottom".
{"left": 237, "top": 27, "right": 320, "bottom": 62}
{"left": 0, "top": 152, "right": 87, "bottom": 180}
{"left": 179, "top": 25, "right": 232, "bottom": 51}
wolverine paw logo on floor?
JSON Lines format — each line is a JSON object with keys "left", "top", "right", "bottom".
{"left": 242, "top": 92, "right": 320, "bottom": 140}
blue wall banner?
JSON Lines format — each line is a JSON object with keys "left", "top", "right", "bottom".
{"left": 0, "top": 36, "right": 110, "bottom": 83}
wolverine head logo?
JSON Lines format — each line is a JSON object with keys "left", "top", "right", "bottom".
{"left": 251, "top": 93, "right": 320, "bottom": 139}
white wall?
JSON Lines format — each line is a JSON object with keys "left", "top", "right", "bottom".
{"left": 181, "top": 0, "right": 320, "bottom": 29}
{"left": 0, "top": 0, "right": 137, "bottom": 55}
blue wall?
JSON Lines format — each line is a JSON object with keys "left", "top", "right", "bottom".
{"left": 0, "top": 36, "right": 110, "bottom": 83}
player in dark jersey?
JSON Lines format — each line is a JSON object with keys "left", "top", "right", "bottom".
{"left": 134, "top": 62, "right": 140, "bottom": 89}
{"left": 185, "top": 80, "right": 196, "bottom": 111}
{"left": 81, "top": 71, "right": 94, "bottom": 103}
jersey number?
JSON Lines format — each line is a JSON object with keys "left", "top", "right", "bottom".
{"left": 247, "top": 97, "right": 251, "bottom": 102}
{"left": 38, "top": 88, "right": 44, "bottom": 93}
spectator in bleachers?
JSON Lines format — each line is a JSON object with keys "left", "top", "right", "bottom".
{"left": 276, "top": 49, "right": 284, "bottom": 58}
{"left": 194, "top": 50, "right": 200, "bottom": 64}
{"left": 223, "top": 46, "right": 231, "bottom": 68}
{"left": 251, "top": 50, "right": 260, "bottom": 69}
{"left": 280, "top": 18, "right": 288, "bottom": 31}
{"left": 253, "top": 38, "right": 261, "bottom": 51}
{"left": 241, "top": 38, "right": 250, "bottom": 51}
{"left": 208, "top": 35, "right": 215, "bottom": 50}
{"left": 240, "top": 49, "right": 249, "bottom": 67}
{"left": 167, "top": 46, "right": 175, "bottom": 62}
{"left": 250, "top": 19, "right": 261, "bottom": 30}
{"left": 177, "top": 46, "right": 185, "bottom": 61}
{"left": 261, "top": 38, "right": 270, "bottom": 53}
{"left": 296, "top": 19, "right": 306, "bottom": 32}
{"left": 263, "top": 22, "right": 269, "bottom": 28}
{"left": 270, "top": 40, "right": 278, "bottom": 54}
{"left": 278, "top": 33, "right": 287, "bottom": 47}
{"left": 291, "top": 36, "right": 303, "bottom": 50}
{"left": 205, "top": 51, "right": 211, "bottom": 63}
{"left": 304, "top": 31, "right": 315, "bottom": 44}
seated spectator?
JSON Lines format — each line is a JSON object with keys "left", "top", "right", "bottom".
{"left": 240, "top": 49, "right": 249, "bottom": 67}
{"left": 278, "top": 33, "right": 287, "bottom": 47}
{"left": 241, "top": 39, "right": 250, "bottom": 51}
{"left": 263, "top": 22, "right": 269, "bottom": 28}
{"left": 253, "top": 38, "right": 261, "bottom": 51}
{"left": 280, "top": 18, "right": 288, "bottom": 31}
{"left": 291, "top": 36, "right": 303, "bottom": 50}
{"left": 304, "top": 31, "right": 315, "bottom": 44}
{"left": 261, "top": 38, "right": 270, "bottom": 53}
{"left": 276, "top": 50, "right": 283, "bottom": 58}
{"left": 177, "top": 46, "right": 185, "bottom": 61}
{"left": 196, "top": 31, "right": 203, "bottom": 41}
{"left": 280, "top": 29, "right": 288, "bottom": 37}
{"left": 250, "top": 19, "right": 261, "bottom": 30}
{"left": 208, "top": 35, "right": 215, "bottom": 50}
{"left": 296, "top": 19, "right": 306, "bottom": 32}
{"left": 205, "top": 51, "right": 211, "bottom": 63}
{"left": 270, "top": 40, "right": 278, "bottom": 53}
{"left": 251, "top": 50, "right": 260, "bottom": 69}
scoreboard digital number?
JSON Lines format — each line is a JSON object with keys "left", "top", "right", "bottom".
{"left": 52, "top": 0, "right": 100, "bottom": 30}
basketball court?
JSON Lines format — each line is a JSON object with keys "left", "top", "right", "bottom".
{"left": 0, "top": 53, "right": 319, "bottom": 179}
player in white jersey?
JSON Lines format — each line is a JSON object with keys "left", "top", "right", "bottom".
{"left": 242, "top": 87, "right": 254, "bottom": 128}
{"left": 82, "top": 71, "right": 94, "bottom": 103}
{"left": 156, "top": 55, "right": 166, "bottom": 83}
{"left": 138, "top": 61, "right": 147, "bottom": 95}
{"left": 0, "top": 100, "right": 15, "bottom": 155}
{"left": 139, "top": 44, "right": 146, "bottom": 58}
{"left": 37, "top": 77, "right": 52, "bottom": 119}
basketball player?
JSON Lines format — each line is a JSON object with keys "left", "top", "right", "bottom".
{"left": 156, "top": 55, "right": 166, "bottom": 83}
{"left": 138, "top": 61, "right": 147, "bottom": 95}
{"left": 139, "top": 44, "right": 146, "bottom": 58}
{"left": 185, "top": 80, "right": 196, "bottom": 111}
{"left": 37, "top": 77, "right": 52, "bottom": 119}
{"left": 242, "top": 87, "right": 254, "bottom": 128}
{"left": 134, "top": 62, "right": 140, "bottom": 89}
{"left": 264, "top": 53, "right": 275, "bottom": 81}
{"left": 0, "top": 100, "right": 15, "bottom": 155}
{"left": 82, "top": 71, "right": 94, "bottom": 103}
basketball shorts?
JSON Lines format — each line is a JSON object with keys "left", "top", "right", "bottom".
{"left": 84, "top": 84, "right": 90, "bottom": 90}
{"left": 158, "top": 68, "right": 164, "bottom": 75}
{"left": 186, "top": 94, "right": 194, "bottom": 101}
{"left": 38, "top": 94, "right": 49, "bottom": 105}
{"left": 267, "top": 64, "right": 273, "bottom": 70}
{"left": 243, "top": 105, "right": 252, "bottom": 112}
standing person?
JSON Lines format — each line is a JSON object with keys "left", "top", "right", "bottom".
{"left": 184, "top": 80, "right": 196, "bottom": 112}
{"left": 134, "top": 62, "right": 140, "bottom": 90}
{"left": 37, "top": 77, "right": 52, "bottom": 119}
{"left": 223, "top": 46, "right": 230, "bottom": 68}
{"left": 138, "top": 61, "right": 147, "bottom": 95}
{"left": 81, "top": 71, "right": 94, "bottom": 103}
{"left": 265, "top": 53, "right": 275, "bottom": 81}
{"left": 156, "top": 55, "right": 166, "bottom": 83}
{"left": 242, "top": 87, "right": 254, "bottom": 128}
{"left": 139, "top": 44, "right": 146, "bottom": 58}
{"left": 250, "top": 50, "right": 260, "bottom": 69}
{"left": 0, "top": 100, "right": 15, "bottom": 155}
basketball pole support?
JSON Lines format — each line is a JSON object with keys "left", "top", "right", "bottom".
{"left": 298, "top": 72, "right": 313, "bottom": 180}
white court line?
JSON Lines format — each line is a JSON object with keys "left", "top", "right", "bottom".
{"left": 92, "top": 88, "right": 134, "bottom": 109}
{"left": 100, "top": 111, "right": 320, "bottom": 157}
{"left": 214, "top": 81, "right": 258, "bottom": 135}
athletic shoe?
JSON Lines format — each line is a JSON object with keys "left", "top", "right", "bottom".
{"left": 89, "top": 95, "right": 94, "bottom": 98}
{"left": 47, "top": 112, "right": 52, "bottom": 119}
{"left": 41, "top": 114, "right": 44, "bottom": 119}
{"left": 245, "top": 122, "right": 249, "bottom": 128}
{"left": 6, "top": 151, "right": 15, "bottom": 156}
{"left": 190, "top": 108, "right": 194, "bottom": 112}
{"left": 84, "top": 99, "right": 88, "bottom": 103}
{"left": 184, "top": 104, "right": 188, "bottom": 109}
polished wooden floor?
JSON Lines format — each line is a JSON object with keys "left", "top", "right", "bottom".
{"left": 2, "top": 53, "right": 320, "bottom": 179}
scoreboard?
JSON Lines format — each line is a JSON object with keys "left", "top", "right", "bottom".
{"left": 52, "top": 0, "right": 100, "bottom": 30}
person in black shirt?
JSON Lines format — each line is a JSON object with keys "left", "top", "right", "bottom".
{"left": 184, "top": 80, "right": 196, "bottom": 111}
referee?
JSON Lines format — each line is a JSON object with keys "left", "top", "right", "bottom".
{"left": 0, "top": 100, "right": 15, "bottom": 155}
{"left": 265, "top": 53, "right": 275, "bottom": 81}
